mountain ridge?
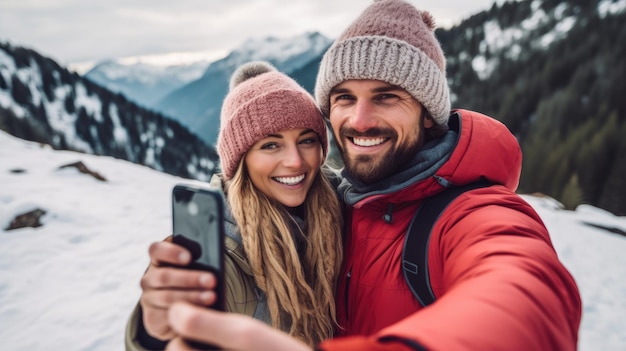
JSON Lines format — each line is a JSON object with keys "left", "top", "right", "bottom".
{"left": 153, "top": 31, "right": 332, "bottom": 145}
{"left": 84, "top": 59, "right": 210, "bottom": 108}
{"left": 0, "top": 41, "right": 218, "bottom": 181}
{"left": 2, "top": 0, "right": 626, "bottom": 215}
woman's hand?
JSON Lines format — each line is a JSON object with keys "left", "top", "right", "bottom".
{"left": 139, "top": 237, "right": 219, "bottom": 340}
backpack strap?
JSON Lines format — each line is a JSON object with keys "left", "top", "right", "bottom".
{"left": 402, "top": 180, "right": 492, "bottom": 307}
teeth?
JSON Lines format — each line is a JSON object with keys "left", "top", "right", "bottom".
{"left": 353, "top": 137, "right": 385, "bottom": 147}
{"left": 274, "top": 174, "right": 305, "bottom": 185}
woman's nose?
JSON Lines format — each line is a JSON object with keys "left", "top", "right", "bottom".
{"left": 282, "top": 145, "right": 304, "bottom": 168}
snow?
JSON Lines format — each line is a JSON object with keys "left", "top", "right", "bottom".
{"left": 74, "top": 83, "right": 103, "bottom": 122}
{"left": 1, "top": 130, "right": 625, "bottom": 351}
{"left": 539, "top": 15, "right": 576, "bottom": 48}
{"left": 0, "top": 51, "right": 95, "bottom": 154}
{"left": 599, "top": 0, "right": 626, "bottom": 17}
{"left": 471, "top": 1, "right": 626, "bottom": 80}
{"left": 223, "top": 32, "right": 332, "bottom": 74}
{"left": 0, "top": 50, "right": 25, "bottom": 118}
{"left": 522, "top": 1, "right": 547, "bottom": 31}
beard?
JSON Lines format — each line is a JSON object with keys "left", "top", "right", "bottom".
{"left": 339, "top": 126, "right": 424, "bottom": 185}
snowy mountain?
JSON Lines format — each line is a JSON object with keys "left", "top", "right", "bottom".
{"left": 0, "top": 41, "right": 218, "bottom": 181}
{"left": 2, "top": 0, "right": 625, "bottom": 215}
{"left": 79, "top": 31, "right": 332, "bottom": 146}
{"left": 1, "top": 129, "right": 625, "bottom": 351}
{"left": 84, "top": 59, "right": 210, "bottom": 109}
{"left": 153, "top": 31, "right": 332, "bottom": 145}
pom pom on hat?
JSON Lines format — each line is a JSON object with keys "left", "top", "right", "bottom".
{"left": 229, "top": 61, "right": 275, "bottom": 90}
{"left": 315, "top": 0, "right": 451, "bottom": 125}
{"left": 217, "top": 61, "right": 328, "bottom": 180}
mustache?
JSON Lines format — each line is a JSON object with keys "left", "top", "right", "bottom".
{"left": 340, "top": 126, "right": 396, "bottom": 138}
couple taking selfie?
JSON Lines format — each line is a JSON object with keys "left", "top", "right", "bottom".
{"left": 126, "top": 1, "right": 582, "bottom": 350}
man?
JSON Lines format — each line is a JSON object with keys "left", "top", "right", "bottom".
{"left": 134, "top": 1, "right": 582, "bottom": 350}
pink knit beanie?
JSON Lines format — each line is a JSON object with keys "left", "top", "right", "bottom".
{"left": 315, "top": 0, "right": 451, "bottom": 125}
{"left": 217, "top": 61, "right": 328, "bottom": 180}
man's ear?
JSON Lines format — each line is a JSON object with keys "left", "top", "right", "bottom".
{"left": 424, "top": 115, "right": 435, "bottom": 128}
{"left": 423, "top": 113, "right": 434, "bottom": 128}
{"left": 420, "top": 104, "right": 435, "bottom": 128}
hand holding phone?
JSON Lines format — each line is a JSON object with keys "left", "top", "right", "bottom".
{"left": 171, "top": 184, "right": 226, "bottom": 349}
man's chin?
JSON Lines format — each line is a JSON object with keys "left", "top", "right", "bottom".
{"left": 344, "top": 155, "right": 388, "bottom": 184}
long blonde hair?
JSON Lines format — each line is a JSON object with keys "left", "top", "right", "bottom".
{"left": 226, "top": 160, "right": 343, "bottom": 346}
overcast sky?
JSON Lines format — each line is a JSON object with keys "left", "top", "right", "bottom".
{"left": 1, "top": 0, "right": 496, "bottom": 69}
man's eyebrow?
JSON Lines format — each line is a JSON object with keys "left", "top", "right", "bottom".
{"left": 372, "top": 84, "right": 404, "bottom": 93}
{"left": 329, "top": 84, "right": 404, "bottom": 95}
{"left": 329, "top": 86, "right": 351, "bottom": 95}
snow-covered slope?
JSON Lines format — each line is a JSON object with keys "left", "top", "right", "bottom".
{"left": 1, "top": 129, "right": 625, "bottom": 350}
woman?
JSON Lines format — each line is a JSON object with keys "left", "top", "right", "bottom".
{"left": 125, "top": 61, "right": 343, "bottom": 349}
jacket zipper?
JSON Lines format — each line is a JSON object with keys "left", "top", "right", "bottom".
{"left": 345, "top": 269, "right": 351, "bottom": 322}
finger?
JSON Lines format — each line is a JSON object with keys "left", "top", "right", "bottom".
{"left": 168, "top": 302, "right": 311, "bottom": 351}
{"left": 141, "top": 306, "right": 176, "bottom": 341}
{"left": 149, "top": 240, "right": 192, "bottom": 266}
{"left": 141, "top": 266, "right": 217, "bottom": 290}
{"left": 141, "top": 289, "right": 217, "bottom": 310}
{"left": 165, "top": 337, "right": 196, "bottom": 351}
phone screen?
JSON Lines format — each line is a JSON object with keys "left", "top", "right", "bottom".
{"left": 172, "top": 184, "right": 225, "bottom": 312}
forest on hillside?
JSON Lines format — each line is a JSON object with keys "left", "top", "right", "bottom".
{"left": 438, "top": 0, "right": 626, "bottom": 215}
{"left": 0, "top": 43, "right": 218, "bottom": 180}
{"left": 2, "top": 0, "right": 624, "bottom": 215}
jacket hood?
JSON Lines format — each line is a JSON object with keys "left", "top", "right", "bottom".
{"left": 436, "top": 109, "right": 521, "bottom": 190}
{"left": 339, "top": 109, "right": 522, "bottom": 207}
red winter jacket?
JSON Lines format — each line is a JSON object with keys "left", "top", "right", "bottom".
{"left": 320, "top": 110, "right": 581, "bottom": 351}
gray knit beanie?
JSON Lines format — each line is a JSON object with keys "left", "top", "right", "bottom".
{"left": 217, "top": 61, "right": 328, "bottom": 180}
{"left": 315, "top": 0, "right": 450, "bottom": 125}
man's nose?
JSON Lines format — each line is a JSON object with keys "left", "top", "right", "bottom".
{"left": 351, "top": 99, "right": 377, "bottom": 131}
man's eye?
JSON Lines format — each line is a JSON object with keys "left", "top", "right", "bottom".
{"left": 376, "top": 94, "right": 396, "bottom": 100}
{"left": 332, "top": 94, "right": 353, "bottom": 102}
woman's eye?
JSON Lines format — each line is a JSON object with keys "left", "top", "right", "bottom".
{"left": 300, "top": 137, "right": 318, "bottom": 145}
{"left": 260, "top": 142, "right": 278, "bottom": 150}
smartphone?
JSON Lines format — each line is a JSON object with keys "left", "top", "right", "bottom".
{"left": 172, "top": 183, "right": 226, "bottom": 312}
{"left": 172, "top": 184, "right": 226, "bottom": 350}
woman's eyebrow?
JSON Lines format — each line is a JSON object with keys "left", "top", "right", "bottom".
{"left": 265, "top": 129, "right": 314, "bottom": 139}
